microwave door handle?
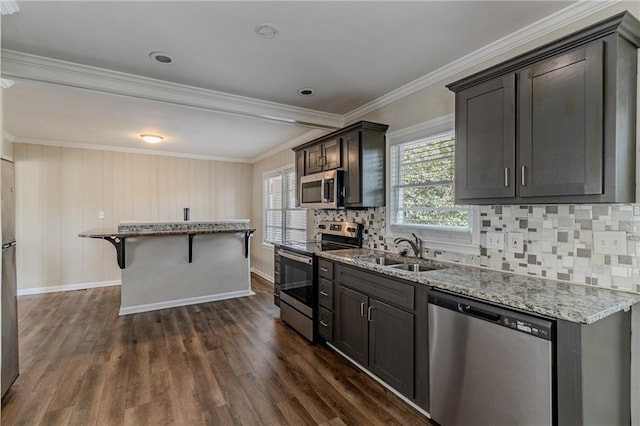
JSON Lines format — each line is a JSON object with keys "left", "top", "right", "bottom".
{"left": 322, "top": 179, "right": 328, "bottom": 203}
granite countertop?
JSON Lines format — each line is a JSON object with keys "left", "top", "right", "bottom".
{"left": 79, "top": 220, "right": 255, "bottom": 238}
{"left": 318, "top": 248, "right": 640, "bottom": 324}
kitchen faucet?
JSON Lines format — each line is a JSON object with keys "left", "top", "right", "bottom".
{"left": 394, "top": 233, "right": 423, "bottom": 259}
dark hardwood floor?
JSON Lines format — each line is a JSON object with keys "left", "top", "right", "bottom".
{"left": 1, "top": 274, "right": 431, "bottom": 425}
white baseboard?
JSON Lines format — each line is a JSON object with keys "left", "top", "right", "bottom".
{"left": 326, "top": 342, "right": 432, "bottom": 420}
{"left": 119, "top": 289, "right": 256, "bottom": 315}
{"left": 251, "top": 267, "right": 273, "bottom": 282}
{"left": 17, "top": 280, "right": 121, "bottom": 296}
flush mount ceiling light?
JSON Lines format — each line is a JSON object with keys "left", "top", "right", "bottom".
{"left": 255, "top": 23, "right": 278, "bottom": 39}
{"left": 140, "top": 134, "right": 163, "bottom": 144}
{"left": 149, "top": 51, "right": 172, "bottom": 64}
{"left": 298, "top": 88, "right": 315, "bottom": 96}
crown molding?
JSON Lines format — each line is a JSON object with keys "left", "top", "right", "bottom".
{"left": 1, "top": 49, "right": 344, "bottom": 130}
{"left": 12, "top": 136, "right": 251, "bottom": 164}
{"left": 343, "top": 0, "right": 620, "bottom": 123}
{"left": 250, "top": 128, "right": 330, "bottom": 164}
{"left": 0, "top": 1, "right": 18, "bottom": 15}
{"left": 3, "top": 131, "right": 17, "bottom": 143}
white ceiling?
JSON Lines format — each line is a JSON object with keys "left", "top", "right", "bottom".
{"left": 1, "top": 1, "right": 579, "bottom": 161}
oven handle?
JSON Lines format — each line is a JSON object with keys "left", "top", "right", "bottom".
{"left": 278, "top": 250, "right": 313, "bottom": 265}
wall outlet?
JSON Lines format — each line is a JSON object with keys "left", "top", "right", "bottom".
{"left": 508, "top": 232, "right": 524, "bottom": 254}
{"left": 593, "top": 231, "right": 627, "bottom": 255}
{"left": 98, "top": 211, "right": 105, "bottom": 219}
{"left": 486, "top": 232, "right": 504, "bottom": 250}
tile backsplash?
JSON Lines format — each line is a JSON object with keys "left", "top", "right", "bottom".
{"left": 314, "top": 205, "right": 640, "bottom": 293}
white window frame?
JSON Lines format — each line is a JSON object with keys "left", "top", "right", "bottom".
{"left": 386, "top": 115, "right": 480, "bottom": 255}
{"left": 262, "top": 164, "right": 307, "bottom": 249}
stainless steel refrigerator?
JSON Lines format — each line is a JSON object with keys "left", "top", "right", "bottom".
{"left": 1, "top": 159, "right": 18, "bottom": 397}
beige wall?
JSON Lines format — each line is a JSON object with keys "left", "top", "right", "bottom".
{"left": 250, "top": 148, "right": 295, "bottom": 278}
{"left": 14, "top": 143, "right": 252, "bottom": 290}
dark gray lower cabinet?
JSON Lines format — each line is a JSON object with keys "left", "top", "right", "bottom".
{"left": 335, "top": 285, "right": 369, "bottom": 366}
{"left": 368, "top": 299, "right": 415, "bottom": 398}
{"left": 333, "top": 263, "right": 425, "bottom": 404}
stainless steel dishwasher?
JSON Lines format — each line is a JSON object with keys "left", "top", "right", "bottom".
{"left": 428, "top": 290, "right": 554, "bottom": 426}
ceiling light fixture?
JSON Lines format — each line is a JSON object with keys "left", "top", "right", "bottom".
{"left": 149, "top": 52, "right": 172, "bottom": 64}
{"left": 140, "top": 134, "right": 163, "bottom": 144}
{"left": 255, "top": 23, "right": 278, "bottom": 39}
{"left": 298, "top": 88, "right": 315, "bottom": 96}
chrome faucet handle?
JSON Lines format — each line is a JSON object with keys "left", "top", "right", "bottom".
{"left": 411, "top": 233, "right": 423, "bottom": 258}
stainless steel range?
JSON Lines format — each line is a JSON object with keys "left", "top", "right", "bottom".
{"left": 274, "top": 221, "right": 363, "bottom": 342}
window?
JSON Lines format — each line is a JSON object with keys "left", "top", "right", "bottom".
{"left": 264, "top": 166, "right": 307, "bottom": 246}
{"left": 387, "top": 118, "right": 479, "bottom": 253}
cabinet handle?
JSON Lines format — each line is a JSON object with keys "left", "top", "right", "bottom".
{"left": 320, "top": 320, "right": 329, "bottom": 327}
{"left": 521, "top": 165, "right": 527, "bottom": 187}
{"left": 360, "top": 302, "right": 366, "bottom": 317}
{"left": 320, "top": 267, "right": 329, "bottom": 272}
{"left": 504, "top": 168, "right": 510, "bottom": 188}
{"left": 367, "top": 306, "right": 374, "bottom": 322}
{"left": 319, "top": 291, "right": 329, "bottom": 296}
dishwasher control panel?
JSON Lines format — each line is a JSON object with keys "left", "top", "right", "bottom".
{"left": 502, "top": 317, "right": 551, "bottom": 339}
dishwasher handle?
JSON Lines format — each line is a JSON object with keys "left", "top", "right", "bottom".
{"left": 457, "top": 303, "right": 501, "bottom": 323}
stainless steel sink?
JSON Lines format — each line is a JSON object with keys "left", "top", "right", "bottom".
{"left": 368, "top": 256, "right": 404, "bottom": 266}
{"left": 389, "top": 263, "right": 441, "bottom": 272}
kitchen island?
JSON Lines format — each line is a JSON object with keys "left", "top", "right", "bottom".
{"left": 80, "top": 220, "right": 255, "bottom": 315}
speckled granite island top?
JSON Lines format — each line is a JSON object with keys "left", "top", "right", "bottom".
{"left": 79, "top": 220, "right": 255, "bottom": 238}
{"left": 318, "top": 248, "right": 640, "bottom": 324}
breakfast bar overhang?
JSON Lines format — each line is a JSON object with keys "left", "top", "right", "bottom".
{"left": 80, "top": 220, "right": 256, "bottom": 315}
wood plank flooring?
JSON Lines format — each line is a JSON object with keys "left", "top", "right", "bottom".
{"left": 1, "top": 275, "right": 432, "bottom": 425}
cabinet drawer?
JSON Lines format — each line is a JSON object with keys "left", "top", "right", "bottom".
{"left": 319, "top": 259, "right": 334, "bottom": 280}
{"left": 319, "top": 278, "right": 333, "bottom": 310}
{"left": 318, "top": 306, "right": 333, "bottom": 341}
{"left": 274, "top": 284, "right": 280, "bottom": 307}
{"left": 336, "top": 264, "right": 414, "bottom": 311}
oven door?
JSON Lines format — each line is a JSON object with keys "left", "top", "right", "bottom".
{"left": 278, "top": 249, "right": 314, "bottom": 317}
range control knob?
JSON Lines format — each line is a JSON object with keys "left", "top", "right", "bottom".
{"left": 347, "top": 227, "right": 356, "bottom": 233}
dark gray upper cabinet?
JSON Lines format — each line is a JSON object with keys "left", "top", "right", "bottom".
{"left": 293, "top": 121, "right": 388, "bottom": 208}
{"left": 519, "top": 42, "right": 604, "bottom": 198}
{"left": 448, "top": 12, "right": 640, "bottom": 204}
{"left": 294, "top": 150, "right": 305, "bottom": 208}
{"left": 456, "top": 74, "right": 516, "bottom": 200}
{"left": 306, "top": 138, "right": 341, "bottom": 174}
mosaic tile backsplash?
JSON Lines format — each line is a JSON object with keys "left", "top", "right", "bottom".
{"left": 314, "top": 205, "right": 640, "bottom": 293}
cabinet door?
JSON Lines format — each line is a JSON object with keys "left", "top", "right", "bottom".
{"left": 306, "top": 144, "right": 323, "bottom": 174}
{"left": 295, "top": 150, "right": 305, "bottom": 206}
{"left": 335, "top": 285, "right": 369, "bottom": 366}
{"left": 368, "top": 299, "right": 415, "bottom": 398}
{"left": 456, "top": 74, "right": 516, "bottom": 201}
{"left": 343, "top": 131, "right": 361, "bottom": 206}
{"left": 519, "top": 41, "right": 604, "bottom": 197}
{"left": 323, "top": 138, "right": 342, "bottom": 170}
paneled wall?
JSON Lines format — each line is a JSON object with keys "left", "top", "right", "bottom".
{"left": 13, "top": 143, "right": 252, "bottom": 290}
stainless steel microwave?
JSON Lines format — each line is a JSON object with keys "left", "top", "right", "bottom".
{"left": 300, "top": 170, "right": 344, "bottom": 209}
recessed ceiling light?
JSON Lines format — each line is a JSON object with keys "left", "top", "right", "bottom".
{"left": 255, "top": 23, "right": 278, "bottom": 39}
{"left": 149, "top": 51, "right": 172, "bottom": 64}
{"left": 140, "top": 134, "right": 163, "bottom": 144}
{"left": 298, "top": 88, "right": 315, "bottom": 96}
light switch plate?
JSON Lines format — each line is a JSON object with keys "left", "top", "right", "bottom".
{"left": 593, "top": 231, "right": 627, "bottom": 255}
{"left": 98, "top": 211, "right": 105, "bottom": 219}
{"left": 486, "top": 232, "right": 504, "bottom": 250}
{"left": 508, "top": 232, "right": 524, "bottom": 254}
